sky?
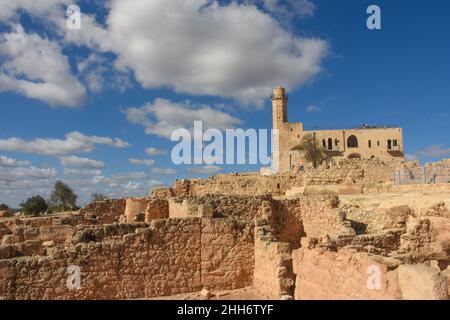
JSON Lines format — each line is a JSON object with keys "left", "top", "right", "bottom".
{"left": 0, "top": 0, "right": 449, "bottom": 207}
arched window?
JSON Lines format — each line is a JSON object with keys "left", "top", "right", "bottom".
{"left": 328, "top": 138, "right": 333, "bottom": 150}
{"left": 347, "top": 135, "right": 358, "bottom": 148}
{"left": 368, "top": 140, "right": 372, "bottom": 148}
{"left": 322, "top": 139, "right": 326, "bottom": 148}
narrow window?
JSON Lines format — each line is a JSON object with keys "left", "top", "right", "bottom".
{"left": 328, "top": 138, "right": 333, "bottom": 150}
{"left": 368, "top": 140, "right": 372, "bottom": 148}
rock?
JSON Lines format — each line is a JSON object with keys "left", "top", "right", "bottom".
{"left": 42, "top": 240, "right": 55, "bottom": 247}
{"left": 200, "top": 288, "right": 212, "bottom": 299}
{"left": 398, "top": 264, "right": 448, "bottom": 300}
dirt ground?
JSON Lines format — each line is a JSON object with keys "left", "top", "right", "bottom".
{"left": 148, "top": 287, "right": 265, "bottom": 300}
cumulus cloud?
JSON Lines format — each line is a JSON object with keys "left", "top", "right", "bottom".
{"left": 63, "top": 168, "right": 102, "bottom": 177}
{"left": 145, "top": 147, "right": 169, "bottom": 156}
{"left": 1, "top": 0, "right": 328, "bottom": 107}
{"left": 92, "top": 172, "right": 148, "bottom": 185}
{"left": 187, "top": 165, "right": 223, "bottom": 175}
{"left": 306, "top": 105, "right": 322, "bottom": 113}
{"left": 124, "top": 99, "right": 242, "bottom": 139}
{"left": 0, "top": 155, "right": 30, "bottom": 167}
{"left": 102, "top": 0, "right": 328, "bottom": 105}
{"left": 0, "top": 0, "right": 70, "bottom": 23}
{"left": 151, "top": 168, "right": 178, "bottom": 176}
{"left": 0, "top": 166, "right": 57, "bottom": 182}
{"left": 76, "top": 53, "right": 131, "bottom": 93}
{"left": 0, "top": 25, "right": 86, "bottom": 107}
{"left": 0, "top": 132, "right": 130, "bottom": 156}
{"left": 129, "top": 158, "right": 155, "bottom": 166}
{"left": 60, "top": 155, "right": 105, "bottom": 168}
{"left": 260, "top": 0, "right": 316, "bottom": 18}
{"left": 415, "top": 145, "right": 450, "bottom": 158}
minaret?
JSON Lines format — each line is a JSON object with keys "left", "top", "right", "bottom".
{"left": 271, "top": 86, "right": 288, "bottom": 130}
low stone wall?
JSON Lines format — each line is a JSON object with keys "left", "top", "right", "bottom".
{"left": 155, "top": 159, "right": 404, "bottom": 200}
{"left": 80, "top": 199, "right": 126, "bottom": 224}
{"left": 201, "top": 219, "right": 254, "bottom": 290}
{"left": 172, "top": 174, "right": 301, "bottom": 197}
{"left": 292, "top": 247, "right": 402, "bottom": 300}
{"left": 0, "top": 217, "right": 254, "bottom": 300}
{"left": 145, "top": 199, "right": 169, "bottom": 222}
{"left": 302, "top": 158, "right": 401, "bottom": 185}
{"left": 253, "top": 220, "right": 295, "bottom": 300}
{"left": 272, "top": 196, "right": 355, "bottom": 247}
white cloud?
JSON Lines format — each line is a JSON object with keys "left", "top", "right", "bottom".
{"left": 0, "top": 131, "right": 130, "bottom": 156}
{"left": 76, "top": 53, "right": 131, "bottom": 93}
{"left": 0, "top": 155, "right": 30, "bottom": 167}
{"left": 187, "top": 165, "right": 223, "bottom": 175}
{"left": 63, "top": 168, "right": 102, "bottom": 177}
{"left": 151, "top": 168, "right": 178, "bottom": 176}
{"left": 145, "top": 147, "right": 169, "bottom": 156}
{"left": 0, "top": 0, "right": 70, "bottom": 23}
{"left": 0, "top": 25, "right": 86, "bottom": 107}
{"left": 60, "top": 155, "right": 105, "bottom": 168}
{"left": 261, "top": 0, "right": 316, "bottom": 18}
{"left": 1, "top": 0, "right": 327, "bottom": 107}
{"left": 415, "top": 145, "right": 450, "bottom": 158}
{"left": 0, "top": 166, "right": 57, "bottom": 182}
{"left": 129, "top": 158, "right": 155, "bottom": 166}
{"left": 92, "top": 171, "right": 148, "bottom": 185}
{"left": 124, "top": 98, "right": 242, "bottom": 139}
{"left": 306, "top": 105, "right": 322, "bottom": 113}
{"left": 102, "top": 0, "right": 328, "bottom": 105}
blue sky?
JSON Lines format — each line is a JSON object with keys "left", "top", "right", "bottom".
{"left": 0, "top": 0, "right": 449, "bottom": 207}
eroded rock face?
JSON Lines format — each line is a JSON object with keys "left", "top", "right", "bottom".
{"left": 398, "top": 264, "right": 448, "bottom": 300}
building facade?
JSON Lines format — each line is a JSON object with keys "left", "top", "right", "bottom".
{"left": 272, "top": 86, "right": 404, "bottom": 172}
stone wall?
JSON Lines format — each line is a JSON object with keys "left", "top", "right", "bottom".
{"left": 0, "top": 217, "right": 254, "bottom": 300}
{"left": 80, "top": 199, "right": 126, "bottom": 224}
{"left": 201, "top": 219, "right": 254, "bottom": 290}
{"left": 253, "top": 219, "right": 295, "bottom": 300}
{"left": 272, "top": 196, "right": 355, "bottom": 247}
{"left": 145, "top": 199, "right": 169, "bottom": 222}
{"left": 292, "top": 247, "right": 402, "bottom": 300}
{"left": 172, "top": 174, "right": 301, "bottom": 197}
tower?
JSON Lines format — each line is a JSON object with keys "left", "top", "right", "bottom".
{"left": 271, "top": 86, "right": 288, "bottom": 129}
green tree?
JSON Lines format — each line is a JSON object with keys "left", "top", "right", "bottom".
{"left": 0, "top": 203, "right": 9, "bottom": 211}
{"left": 91, "top": 192, "right": 108, "bottom": 202}
{"left": 294, "top": 133, "right": 327, "bottom": 168}
{"left": 20, "top": 196, "right": 48, "bottom": 216}
{"left": 50, "top": 181, "right": 78, "bottom": 211}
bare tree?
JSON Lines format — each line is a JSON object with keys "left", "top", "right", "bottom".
{"left": 294, "top": 133, "right": 327, "bottom": 168}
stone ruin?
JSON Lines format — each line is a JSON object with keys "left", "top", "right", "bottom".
{"left": 0, "top": 158, "right": 449, "bottom": 300}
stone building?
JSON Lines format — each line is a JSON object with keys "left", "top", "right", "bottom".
{"left": 272, "top": 86, "right": 404, "bottom": 172}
